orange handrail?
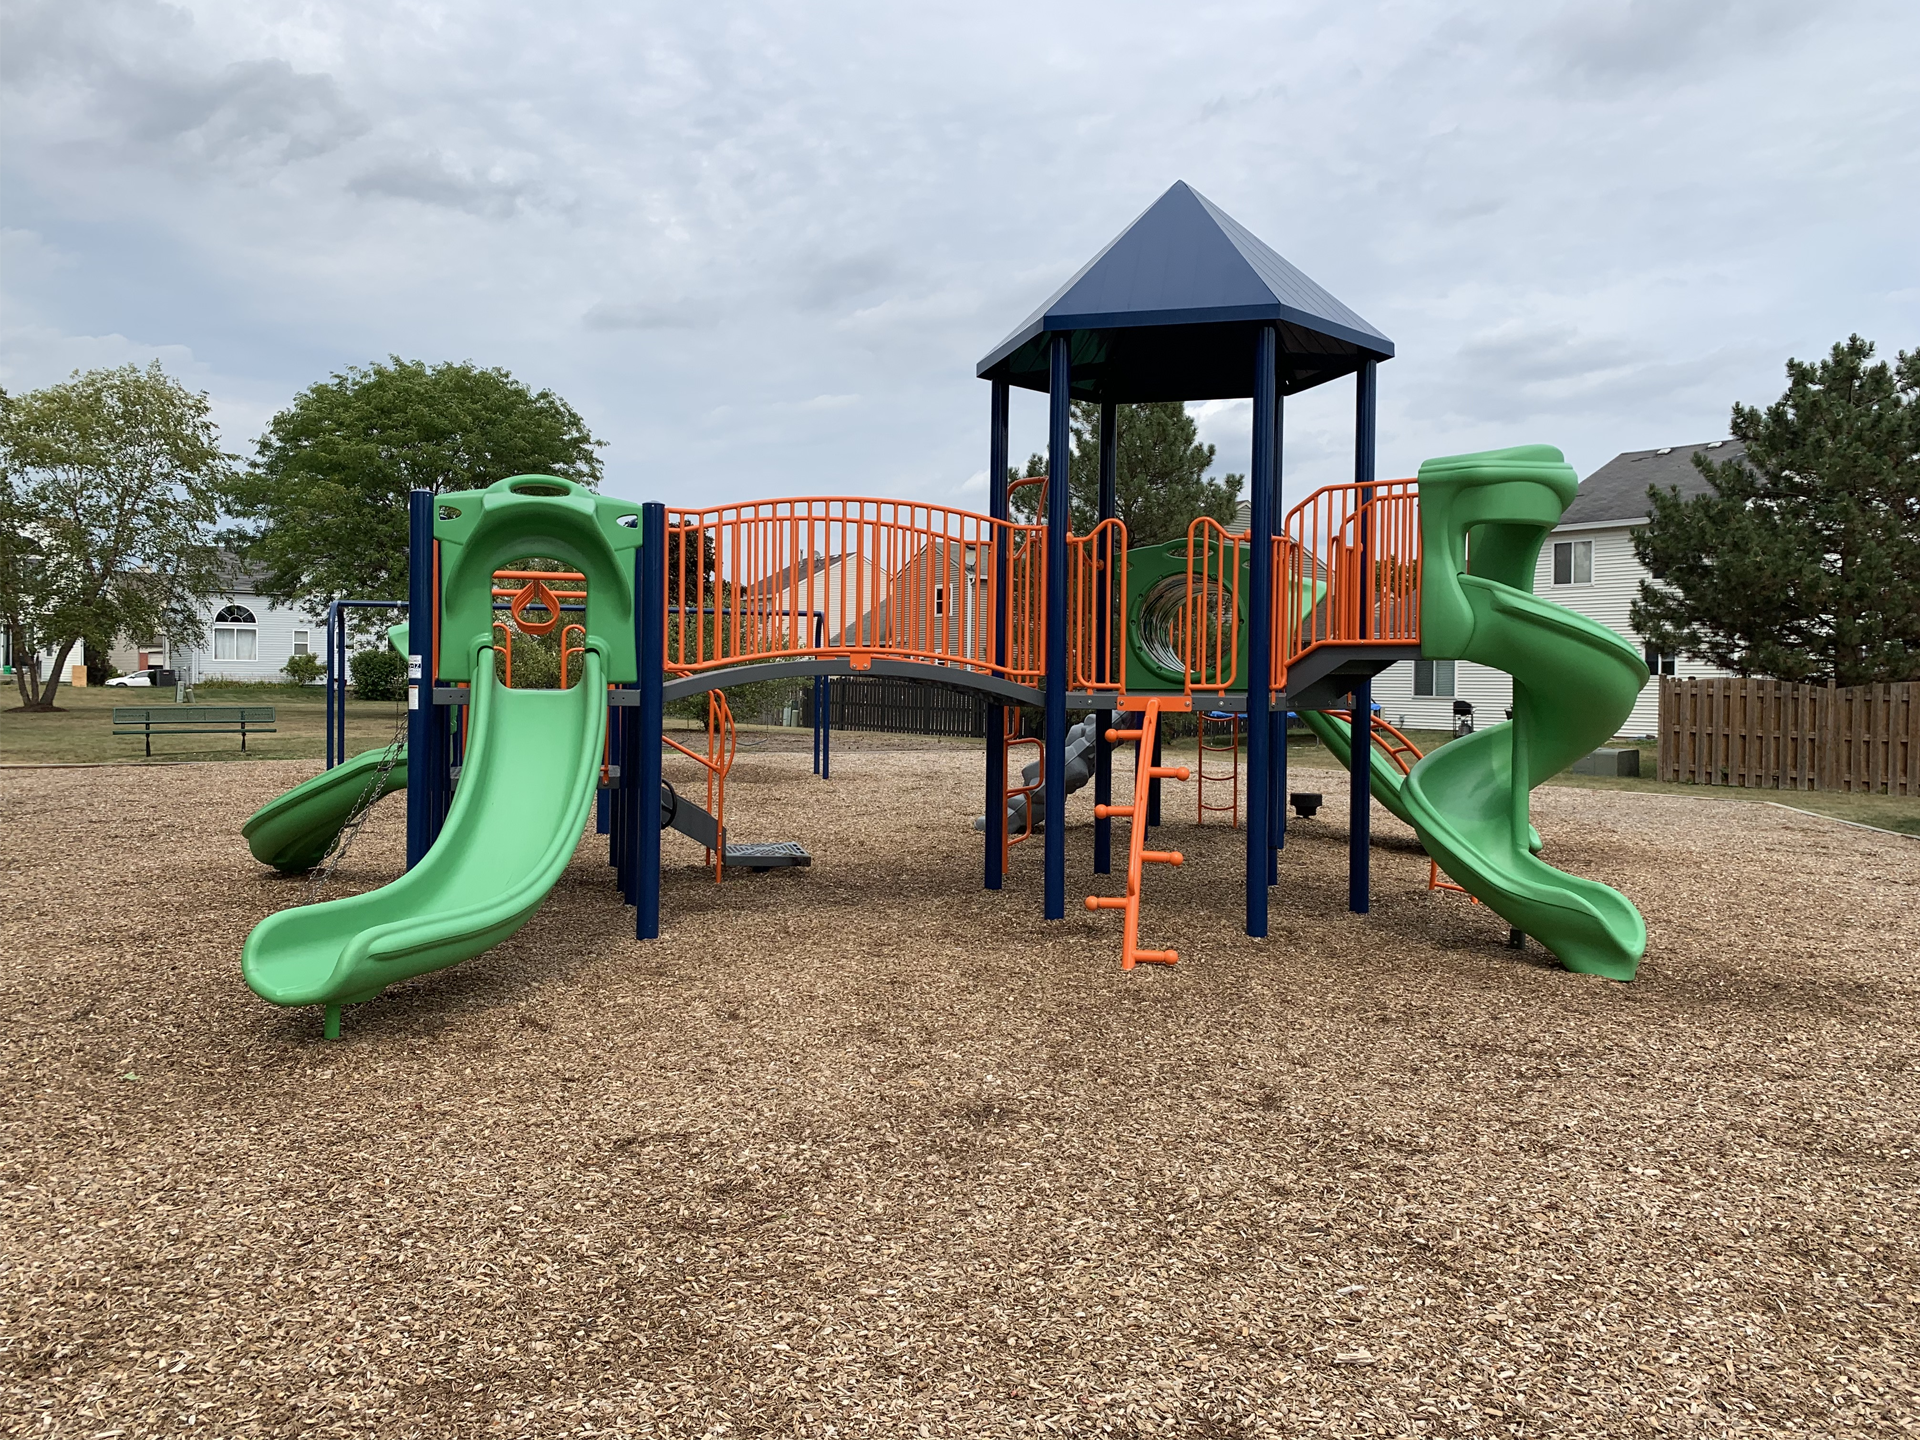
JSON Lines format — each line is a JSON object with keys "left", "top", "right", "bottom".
{"left": 1182, "top": 517, "right": 1244, "bottom": 696}
{"left": 1068, "top": 517, "right": 1127, "bottom": 690}
{"left": 491, "top": 620, "right": 514, "bottom": 687}
{"left": 1085, "top": 698, "right": 1189, "bottom": 969}
{"left": 559, "top": 624, "right": 587, "bottom": 688}
{"left": 661, "top": 689, "right": 736, "bottom": 883}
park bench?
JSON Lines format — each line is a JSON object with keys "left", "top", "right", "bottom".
{"left": 113, "top": 705, "right": 277, "bottom": 757}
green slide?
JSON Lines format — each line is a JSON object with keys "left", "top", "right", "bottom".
{"left": 241, "top": 745, "right": 408, "bottom": 874}
{"left": 242, "top": 644, "right": 605, "bottom": 1015}
{"left": 1400, "top": 445, "right": 1648, "bottom": 980}
{"left": 1298, "top": 710, "right": 1545, "bottom": 856}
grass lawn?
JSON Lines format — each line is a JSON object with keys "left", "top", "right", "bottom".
{"left": 8, "top": 685, "right": 1914, "bottom": 835}
{"left": 0, "top": 683, "right": 408, "bottom": 766}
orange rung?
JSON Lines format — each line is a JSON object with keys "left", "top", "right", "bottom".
{"left": 1084, "top": 696, "right": 1187, "bottom": 970}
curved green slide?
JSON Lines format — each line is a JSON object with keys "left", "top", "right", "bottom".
{"left": 1399, "top": 445, "right": 1648, "bottom": 980}
{"left": 242, "top": 643, "right": 605, "bottom": 1014}
{"left": 1297, "top": 710, "right": 1545, "bottom": 856}
{"left": 242, "top": 745, "right": 409, "bottom": 874}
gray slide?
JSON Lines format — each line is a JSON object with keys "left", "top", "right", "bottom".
{"left": 660, "top": 781, "right": 811, "bottom": 871}
{"left": 973, "top": 713, "right": 1103, "bottom": 835}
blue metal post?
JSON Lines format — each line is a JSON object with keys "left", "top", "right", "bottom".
{"left": 1269, "top": 377, "right": 1285, "bottom": 883}
{"left": 1350, "top": 361, "right": 1377, "bottom": 915}
{"left": 985, "top": 380, "right": 1010, "bottom": 890}
{"left": 405, "top": 490, "right": 435, "bottom": 869}
{"left": 819, "top": 678, "right": 831, "bottom": 780}
{"left": 636, "top": 503, "right": 665, "bottom": 939}
{"left": 1093, "top": 400, "right": 1116, "bottom": 876}
{"left": 1245, "top": 325, "right": 1277, "bottom": 937}
{"left": 1043, "top": 337, "right": 1070, "bottom": 919}
{"left": 324, "top": 601, "right": 338, "bottom": 769}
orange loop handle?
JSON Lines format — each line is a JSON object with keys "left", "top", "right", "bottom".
{"left": 509, "top": 578, "right": 563, "bottom": 637}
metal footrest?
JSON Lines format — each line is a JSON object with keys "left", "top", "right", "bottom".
{"left": 721, "top": 841, "right": 812, "bottom": 870}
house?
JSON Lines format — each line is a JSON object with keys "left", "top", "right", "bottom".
{"left": 116, "top": 566, "right": 323, "bottom": 684}
{"left": 1369, "top": 442, "right": 1740, "bottom": 737}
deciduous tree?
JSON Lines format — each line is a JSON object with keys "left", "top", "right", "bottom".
{"left": 222, "top": 358, "right": 604, "bottom": 623}
{"left": 0, "top": 364, "right": 231, "bottom": 711}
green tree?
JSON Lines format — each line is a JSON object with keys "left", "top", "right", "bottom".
{"left": 1009, "top": 401, "right": 1243, "bottom": 544}
{"left": 222, "top": 358, "right": 605, "bottom": 622}
{"left": 0, "top": 364, "right": 232, "bottom": 711}
{"left": 1631, "top": 336, "right": 1920, "bottom": 686}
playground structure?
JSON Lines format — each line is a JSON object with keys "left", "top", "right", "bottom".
{"left": 240, "top": 181, "right": 1651, "bottom": 1034}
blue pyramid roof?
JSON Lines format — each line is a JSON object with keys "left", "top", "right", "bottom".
{"left": 977, "top": 182, "right": 1393, "bottom": 403}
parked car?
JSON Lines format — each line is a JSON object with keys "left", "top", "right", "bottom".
{"left": 105, "top": 668, "right": 177, "bottom": 688}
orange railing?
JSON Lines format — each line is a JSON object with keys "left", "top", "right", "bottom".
{"left": 1068, "top": 517, "right": 1127, "bottom": 690}
{"left": 1279, "top": 480, "right": 1420, "bottom": 685}
{"left": 1182, "top": 517, "right": 1245, "bottom": 696}
{"left": 662, "top": 498, "right": 1046, "bottom": 684}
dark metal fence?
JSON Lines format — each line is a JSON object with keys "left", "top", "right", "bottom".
{"left": 802, "top": 676, "right": 988, "bottom": 739}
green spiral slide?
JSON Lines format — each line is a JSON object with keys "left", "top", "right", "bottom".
{"left": 1399, "top": 445, "right": 1648, "bottom": 980}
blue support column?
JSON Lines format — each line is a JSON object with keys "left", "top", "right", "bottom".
{"left": 324, "top": 601, "right": 338, "bottom": 769}
{"left": 1043, "top": 337, "right": 1071, "bottom": 920}
{"left": 1245, "top": 325, "right": 1277, "bottom": 937}
{"left": 405, "top": 490, "right": 435, "bottom": 870}
{"left": 1093, "top": 400, "right": 1116, "bottom": 876}
{"left": 1349, "top": 360, "right": 1378, "bottom": 915}
{"left": 1269, "top": 376, "right": 1286, "bottom": 884}
{"left": 985, "top": 380, "right": 1010, "bottom": 890}
{"left": 636, "top": 503, "right": 665, "bottom": 939}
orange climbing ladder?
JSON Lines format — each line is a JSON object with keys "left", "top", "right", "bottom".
{"left": 1085, "top": 697, "right": 1190, "bottom": 969}
{"left": 1196, "top": 711, "right": 1240, "bottom": 827}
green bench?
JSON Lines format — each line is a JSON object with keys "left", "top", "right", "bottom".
{"left": 114, "top": 705, "right": 277, "bottom": 757}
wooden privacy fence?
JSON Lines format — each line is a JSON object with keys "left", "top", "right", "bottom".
{"left": 1658, "top": 678, "right": 1917, "bottom": 795}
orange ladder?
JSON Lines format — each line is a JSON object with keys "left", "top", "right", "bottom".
{"left": 1085, "top": 697, "right": 1190, "bottom": 969}
{"left": 1195, "top": 711, "right": 1239, "bottom": 827}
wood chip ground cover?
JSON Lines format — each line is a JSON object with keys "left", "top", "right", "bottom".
{"left": 3, "top": 738, "right": 1916, "bottom": 1437}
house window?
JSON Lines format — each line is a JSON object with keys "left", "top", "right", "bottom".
{"left": 933, "top": 585, "right": 946, "bottom": 618}
{"left": 1413, "top": 659, "right": 1456, "bottom": 697}
{"left": 292, "top": 630, "right": 311, "bottom": 656}
{"left": 1552, "top": 539, "right": 1593, "bottom": 586}
{"left": 213, "top": 604, "right": 258, "bottom": 662}
{"left": 1642, "top": 644, "right": 1677, "bottom": 677}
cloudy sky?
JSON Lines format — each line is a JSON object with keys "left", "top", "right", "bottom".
{"left": 4, "top": 0, "right": 1915, "bottom": 513}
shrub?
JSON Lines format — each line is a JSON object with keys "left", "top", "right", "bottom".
{"left": 350, "top": 647, "right": 406, "bottom": 701}
{"left": 283, "top": 652, "right": 324, "bottom": 686}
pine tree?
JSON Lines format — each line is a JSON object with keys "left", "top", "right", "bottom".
{"left": 1631, "top": 337, "right": 1920, "bottom": 686}
{"left": 1009, "top": 401, "right": 1242, "bottom": 545}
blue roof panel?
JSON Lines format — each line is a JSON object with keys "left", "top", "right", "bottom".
{"left": 977, "top": 181, "right": 1392, "bottom": 401}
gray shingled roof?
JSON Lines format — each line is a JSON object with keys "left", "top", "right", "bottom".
{"left": 1561, "top": 440, "right": 1744, "bottom": 527}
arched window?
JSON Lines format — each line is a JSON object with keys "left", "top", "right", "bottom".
{"left": 213, "top": 603, "right": 259, "bottom": 661}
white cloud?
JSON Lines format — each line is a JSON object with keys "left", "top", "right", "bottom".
{"left": 0, "top": 0, "right": 1913, "bottom": 511}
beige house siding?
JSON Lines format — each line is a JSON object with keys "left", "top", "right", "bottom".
{"left": 1369, "top": 519, "right": 1732, "bottom": 738}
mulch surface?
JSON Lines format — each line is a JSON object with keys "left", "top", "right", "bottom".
{"left": 3, "top": 738, "right": 1916, "bottom": 1437}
